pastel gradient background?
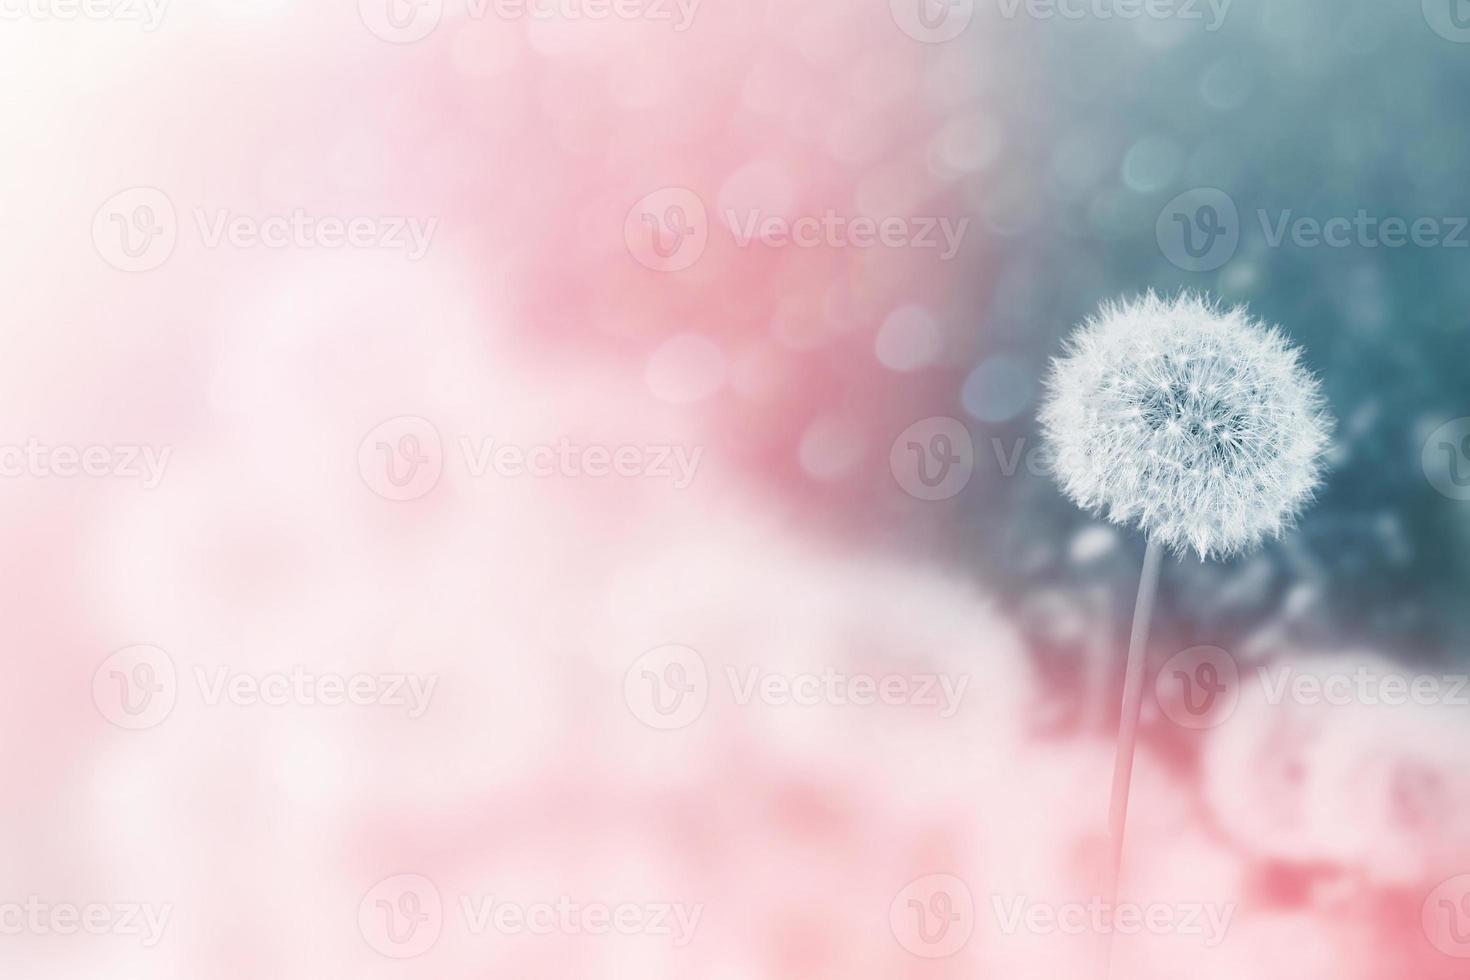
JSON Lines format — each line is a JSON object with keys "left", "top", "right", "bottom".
{"left": 6, "top": 0, "right": 1470, "bottom": 976}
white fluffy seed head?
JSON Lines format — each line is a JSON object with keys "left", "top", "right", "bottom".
{"left": 1038, "top": 292, "right": 1334, "bottom": 561}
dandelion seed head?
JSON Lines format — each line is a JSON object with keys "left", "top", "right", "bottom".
{"left": 1039, "top": 292, "right": 1334, "bottom": 560}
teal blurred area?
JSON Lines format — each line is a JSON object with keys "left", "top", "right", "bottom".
{"left": 943, "top": 0, "right": 1470, "bottom": 663}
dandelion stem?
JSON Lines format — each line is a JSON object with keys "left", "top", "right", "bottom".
{"left": 1105, "top": 537, "right": 1163, "bottom": 920}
